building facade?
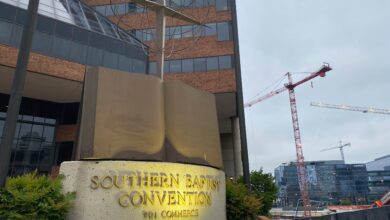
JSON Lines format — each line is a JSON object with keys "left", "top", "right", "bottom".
{"left": 0, "top": 0, "right": 246, "bottom": 178}
{"left": 84, "top": 0, "right": 247, "bottom": 178}
{"left": 366, "top": 155, "right": 390, "bottom": 203}
{"left": 275, "top": 160, "right": 369, "bottom": 207}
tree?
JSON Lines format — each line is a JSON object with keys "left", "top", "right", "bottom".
{"left": 249, "top": 170, "right": 278, "bottom": 216}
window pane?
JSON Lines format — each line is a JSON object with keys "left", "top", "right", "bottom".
{"left": 149, "top": 62, "right": 157, "bottom": 74}
{"left": 194, "top": 0, "right": 204, "bottom": 7}
{"left": 0, "top": 3, "right": 16, "bottom": 21}
{"left": 95, "top": 6, "right": 106, "bottom": 15}
{"left": 0, "top": 120, "right": 4, "bottom": 138}
{"left": 69, "top": 41, "right": 87, "bottom": 63}
{"left": 170, "top": 60, "right": 182, "bottom": 73}
{"left": 32, "top": 124, "right": 44, "bottom": 137}
{"left": 32, "top": 32, "right": 52, "bottom": 54}
{"left": 194, "top": 58, "right": 206, "bottom": 72}
{"left": 171, "top": 26, "right": 181, "bottom": 39}
{"left": 103, "top": 51, "right": 119, "bottom": 69}
{"left": 73, "top": 27, "right": 89, "bottom": 43}
{"left": 132, "top": 59, "right": 146, "bottom": 73}
{"left": 182, "top": 25, "right": 193, "bottom": 38}
{"left": 164, "top": 60, "right": 170, "bottom": 73}
{"left": 43, "top": 126, "right": 55, "bottom": 142}
{"left": 182, "top": 59, "right": 193, "bottom": 72}
{"left": 0, "top": 21, "right": 13, "bottom": 44}
{"left": 118, "top": 55, "right": 132, "bottom": 71}
{"left": 193, "top": 25, "right": 204, "bottom": 37}
{"left": 216, "top": 0, "right": 229, "bottom": 11}
{"left": 52, "top": 36, "right": 70, "bottom": 59}
{"left": 207, "top": 57, "right": 218, "bottom": 71}
{"left": 205, "top": 23, "right": 216, "bottom": 36}
{"left": 37, "top": 16, "right": 54, "bottom": 34}
{"left": 217, "top": 22, "right": 230, "bottom": 41}
{"left": 19, "top": 123, "right": 32, "bottom": 138}
{"left": 55, "top": 22, "right": 73, "bottom": 39}
{"left": 86, "top": 47, "right": 103, "bottom": 66}
{"left": 219, "top": 55, "right": 232, "bottom": 69}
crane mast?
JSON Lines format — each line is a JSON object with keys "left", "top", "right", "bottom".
{"left": 321, "top": 141, "right": 351, "bottom": 162}
{"left": 246, "top": 64, "right": 332, "bottom": 217}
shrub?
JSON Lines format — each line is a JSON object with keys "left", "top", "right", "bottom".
{"left": 226, "top": 180, "right": 262, "bottom": 220}
{"left": 0, "top": 171, "right": 75, "bottom": 220}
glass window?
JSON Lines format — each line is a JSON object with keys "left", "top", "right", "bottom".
{"left": 219, "top": 55, "right": 232, "bottom": 69}
{"left": 82, "top": 6, "right": 103, "bottom": 33}
{"left": 118, "top": 55, "right": 132, "bottom": 71}
{"left": 72, "top": 27, "right": 89, "bottom": 43}
{"left": 45, "top": 118, "right": 56, "bottom": 125}
{"left": 182, "top": 25, "right": 193, "bottom": 38}
{"left": 103, "top": 51, "right": 119, "bottom": 69}
{"left": 205, "top": 23, "right": 216, "bottom": 36}
{"left": 216, "top": 0, "right": 229, "bottom": 11}
{"left": 52, "top": 36, "right": 70, "bottom": 59}
{"left": 33, "top": 117, "right": 45, "bottom": 123}
{"left": 194, "top": 0, "right": 204, "bottom": 7}
{"left": 128, "top": 3, "right": 137, "bottom": 12}
{"left": 19, "top": 123, "right": 32, "bottom": 139}
{"left": 149, "top": 62, "right": 157, "bottom": 74}
{"left": 182, "top": 0, "right": 192, "bottom": 7}
{"left": 217, "top": 22, "right": 230, "bottom": 41}
{"left": 193, "top": 25, "right": 204, "bottom": 37}
{"left": 164, "top": 60, "right": 170, "bottom": 73}
{"left": 95, "top": 6, "right": 106, "bottom": 15}
{"left": 170, "top": 60, "right": 182, "bottom": 73}
{"left": 86, "top": 47, "right": 103, "bottom": 66}
{"left": 69, "top": 41, "right": 87, "bottom": 63}
{"left": 170, "top": 26, "right": 181, "bottom": 39}
{"left": 207, "top": 57, "right": 218, "bottom": 71}
{"left": 31, "top": 124, "right": 44, "bottom": 137}
{"left": 132, "top": 59, "right": 146, "bottom": 73}
{"left": 55, "top": 22, "right": 73, "bottom": 39}
{"left": 0, "top": 21, "right": 13, "bottom": 44}
{"left": 194, "top": 58, "right": 206, "bottom": 72}
{"left": 182, "top": 59, "right": 194, "bottom": 72}
{"left": 9, "top": 25, "right": 22, "bottom": 47}
{"left": 0, "top": 3, "right": 16, "bottom": 21}
{"left": 15, "top": 10, "right": 27, "bottom": 25}
{"left": 37, "top": 16, "right": 54, "bottom": 34}
{"left": 32, "top": 31, "right": 52, "bottom": 55}
{"left": 43, "top": 126, "right": 55, "bottom": 142}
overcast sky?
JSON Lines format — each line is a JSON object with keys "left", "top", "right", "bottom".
{"left": 236, "top": 1, "right": 390, "bottom": 174}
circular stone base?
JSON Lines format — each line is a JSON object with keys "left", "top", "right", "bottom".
{"left": 60, "top": 161, "right": 226, "bottom": 220}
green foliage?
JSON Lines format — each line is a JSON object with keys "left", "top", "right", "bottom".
{"left": 249, "top": 170, "right": 278, "bottom": 216}
{"left": 226, "top": 180, "right": 262, "bottom": 220}
{"left": 340, "top": 199, "right": 352, "bottom": 206}
{"left": 0, "top": 171, "right": 76, "bottom": 220}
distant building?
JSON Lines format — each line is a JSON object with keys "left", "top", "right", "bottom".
{"left": 366, "top": 154, "right": 390, "bottom": 171}
{"left": 275, "top": 160, "right": 369, "bottom": 207}
{"left": 366, "top": 155, "right": 390, "bottom": 203}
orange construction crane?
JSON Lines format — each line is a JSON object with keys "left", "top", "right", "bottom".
{"left": 246, "top": 64, "right": 332, "bottom": 217}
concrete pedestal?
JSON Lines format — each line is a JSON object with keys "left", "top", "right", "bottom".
{"left": 60, "top": 161, "right": 226, "bottom": 220}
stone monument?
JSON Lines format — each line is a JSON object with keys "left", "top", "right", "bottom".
{"left": 60, "top": 67, "right": 226, "bottom": 220}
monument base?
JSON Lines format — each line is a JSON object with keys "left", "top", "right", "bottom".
{"left": 60, "top": 161, "right": 226, "bottom": 220}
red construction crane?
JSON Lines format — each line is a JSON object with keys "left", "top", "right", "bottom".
{"left": 246, "top": 64, "right": 332, "bottom": 217}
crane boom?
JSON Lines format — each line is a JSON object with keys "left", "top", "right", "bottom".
{"left": 245, "top": 64, "right": 333, "bottom": 217}
{"left": 321, "top": 141, "right": 351, "bottom": 162}
{"left": 311, "top": 102, "right": 390, "bottom": 115}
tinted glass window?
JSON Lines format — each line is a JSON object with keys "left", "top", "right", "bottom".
{"left": 52, "top": 36, "right": 70, "bottom": 59}
{"left": 10, "top": 25, "right": 22, "bottom": 46}
{"left": 86, "top": 47, "right": 103, "bottom": 66}
{"left": 15, "top": 10, "right": 27, "bottom": 25}
{"left": 95, "top": 6, "right": 106, "bottom": 15}
{"left": 217, "top": 22, "right": 230, "bottom": 41}
{"left": 207, "top": 57, "right": 219, "bottom": 71}
{"left": 182, "top": 59, "right": 194, "bottom": 72}
{"left": 133, "top": 59, "right": 146, "bottom": 73}
{"left": 149, "top": 62, "right": 157, "bottom": 74}
{"left": 0, "top": 3, "right": 16, "bottom": 21}
{"left": 219, "top": 55, "right": 232, "bottom": 69}
{"left": 103, "top": 51, "right": 119, "bottom": 69}
{"left": 182, "top": 25, "right": 193, "bottom": 38}
{"left": 0, "top": 21, "right": 12, "bottom": 44}
{"left": 205, "top": 23, "right": 216, "bottom": 36}
{"left": 171, "top": 26, "right": 181, "bottom": 39}
{"left": 37, "top": 16, "right": 54, "bottom": 34}
{"left": 118, "top": 55, "right": 132, "bottom": 71}
{"left": 194, "top": 58, "right": 206, "bottom": 72}
{"left": 55, "top": 22, "right": 73, "bottom": 39}
{"left": 216, "top": 0, "right": 229, "bottom": 11}
{"left": 69, "top": 41, "right": 87, "bottom": 63}
{"left": 32, "top": 32, "right": 52, "bottom": 54}
{"left": 193, "top": 25, "right": 204, "bottom": 37}
{"left": 170, "top": 60, "right": 182, "bottom": 73}
{"left": 72, "top": 27, "right": 89, "bottom": 43}
{"left": 164, "top": 60, "right": 170, "bottom": 73}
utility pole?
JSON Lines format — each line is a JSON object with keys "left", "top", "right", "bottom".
{"left": 0, "top": 0, "right": 40, "bottom": 187}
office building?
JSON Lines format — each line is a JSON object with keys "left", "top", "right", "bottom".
{"left": 0, "top": 0, "right": 246, "bottom": 178}
{"left": 366, "top": 155, "right": 390, "bottom": 203}
{"left": 275, "top": 160, "right": 369, "bottom": 207}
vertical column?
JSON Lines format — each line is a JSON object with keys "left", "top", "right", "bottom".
{"left": 0, "top": 0, "right": 40, "bottom": 187}
{"left": 155, "top": 0, "right": 166, "bottom": 80}
{"left": 232, "top": 117, "right": 243, "bottom": 179}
